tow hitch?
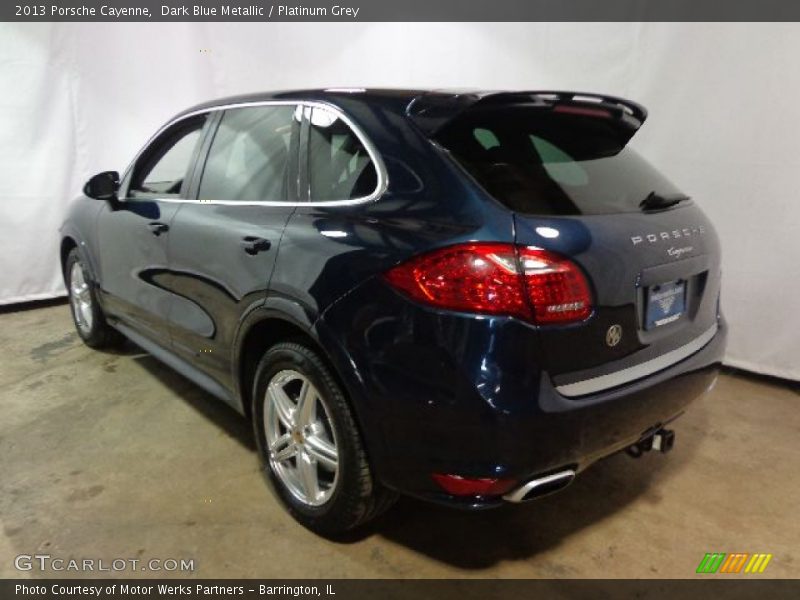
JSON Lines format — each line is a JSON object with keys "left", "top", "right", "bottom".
{"left": 626, "top": 428, "right": 675, "bottom": 458}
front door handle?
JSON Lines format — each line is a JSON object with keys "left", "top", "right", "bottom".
{"left": 241, "top": 236, "right": 272, "bottom": 255}
{"left": 148, "top": 222, "right": 169, "bottom": 236}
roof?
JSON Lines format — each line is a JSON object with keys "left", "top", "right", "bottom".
{"left": 173, "top": 88, "right": 648, "bottom": 145}
{"left": 176, "top": 88, "right": 431, "bottom": 118}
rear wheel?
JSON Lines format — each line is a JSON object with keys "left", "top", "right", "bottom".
{"left": 252, "top": 342, "right": 396, "bottom": 535}
{"left": 65, "top": 248, "right": 123, "bottom": 348}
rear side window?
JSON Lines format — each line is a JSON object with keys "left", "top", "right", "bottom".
{"left": 199, "top": 105, "right": 298, "bottom": 201}
{"left": 435, "top": 106, "right": 683, "bottom": 215}
{"left": 307, "top": 107, "right": 378, "bottom": 201}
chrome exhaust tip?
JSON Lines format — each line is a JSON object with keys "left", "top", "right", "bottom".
{"left": 503, "top": 469, "right": 576, "bottom": 503}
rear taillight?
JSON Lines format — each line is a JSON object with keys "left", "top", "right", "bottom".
{"left": 518, "top": 246, "right": 592, "bottom": 324}
{"left": 384, "top": 243, "right": 592, "bottom": 325}
{"left": 383, "top": 243, "right": 529, "bottom": 319}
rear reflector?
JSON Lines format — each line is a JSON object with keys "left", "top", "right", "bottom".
{"left": 384, "top": 243, "right": 592, "bottom": 325}
{"left": 432, "top": 473, "right": 516, "bottom": 497}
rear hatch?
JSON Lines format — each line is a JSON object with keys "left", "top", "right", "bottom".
{"left": 422, "top": 91, "right": 722, "bottom": 396}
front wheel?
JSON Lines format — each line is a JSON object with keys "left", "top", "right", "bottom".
{"left": 65, "top": 248, "right": 123, "bottom": 348}
{"left": 252, "top": 342, "right": 396, "bottom": 535}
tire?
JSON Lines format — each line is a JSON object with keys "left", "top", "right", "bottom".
{"left": 65, "top": 248, "right": 123, "bottom": 349}
{"left": 252, "top": 342, "right": 397, "bottom": 535}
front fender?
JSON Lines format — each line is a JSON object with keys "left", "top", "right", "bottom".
{"left": 59, "top": 196, "right": 104, "bottom": 288}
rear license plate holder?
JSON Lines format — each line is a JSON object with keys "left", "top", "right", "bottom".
{"left": 645, "top": 280, "right": 686, "bottom": 329}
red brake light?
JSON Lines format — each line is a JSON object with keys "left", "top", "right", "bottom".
{"left": 518, "top": 247, "right": 592, "bottom": 324}
{"left": 384, "top": 243, "right": 529, "bottom": 319}
{"left": 552, "top": 104, "right": 613, "bottom": 119}
{"left": 384, "top": 243, "right": 592, "bottom": 325}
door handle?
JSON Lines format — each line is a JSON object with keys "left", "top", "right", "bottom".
{"left": 241, "top": 236, "right": 272, "bottom": 255}
{"left": 148, "top": 222, "right": 170, "bottom": 236}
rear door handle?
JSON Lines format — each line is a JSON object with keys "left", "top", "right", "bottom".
{"left": 241, "top": 236, "right": 272, "bottom": 255}
{"left": 148, "top": 221, "right": 169, "bottom": 236}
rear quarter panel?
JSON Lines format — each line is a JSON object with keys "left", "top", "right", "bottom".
{"left": 268, "top": 100, "right": 520, "bottom": 480}
{"left": 269, "top": 98, "right": 518, "bottom": 326}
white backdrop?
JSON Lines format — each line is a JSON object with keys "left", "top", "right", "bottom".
{"left": 1, "top": 23, "right": 798, "bottom": 380}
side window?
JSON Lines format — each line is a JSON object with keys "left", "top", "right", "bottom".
{"left": 130, "top": 116, "right": 206, "bottom": 197}
{"left": 307, "top": 107, "right": 378, "bottom": 201}
{"left": 198, "top": 105, "right": 298, "bottom": 201}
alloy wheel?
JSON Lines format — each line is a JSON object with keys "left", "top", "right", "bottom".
{"left": 69, "top": 261, "right": 94, "bottom": 335}
{"left": 264, "top": 369, "right": 339, "bottom": 507}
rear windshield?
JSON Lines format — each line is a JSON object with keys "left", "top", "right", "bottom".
{"left": 434, "top": 105, "right": 683, "bottom": 215}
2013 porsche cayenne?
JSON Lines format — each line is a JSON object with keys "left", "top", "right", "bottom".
{"left": 60, "top": 89, "right": 725, "bottom": 534}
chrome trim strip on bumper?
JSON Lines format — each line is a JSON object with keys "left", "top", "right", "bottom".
{"left": 555, "top": 323, "right": 719, "bottom": 398}
{"left": 503, "top": 470, "right": 576, "bottom": 503}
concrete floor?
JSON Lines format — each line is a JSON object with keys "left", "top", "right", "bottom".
{"left": 1, "top": 301, "right": 797, "bottom": 579}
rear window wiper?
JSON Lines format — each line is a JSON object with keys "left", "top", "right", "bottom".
{"left": 640, "top": 191, "right": 691, "bottom": 211}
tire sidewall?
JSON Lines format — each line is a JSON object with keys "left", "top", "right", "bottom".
{"left": 65, "top": 249, "right": 104, "bottom": 345}
{"left": 252, "top": 344, "right": 363, "bottom": 531}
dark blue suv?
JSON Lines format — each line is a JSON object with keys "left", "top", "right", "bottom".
{"left": 60, "top": 89, "right": 725, "bottom": 534}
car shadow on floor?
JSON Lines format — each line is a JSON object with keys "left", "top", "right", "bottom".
{"left": 131, "top": 350, "right": 256, "bottom": 452}
{"left": 350, "top": 408, "right": 707, "bottom": 570}
{"left": 363, "top": 459, "right": 663, "bottom": 570}
{"left": 115, "top": 341, "right": 706, "bottom": 571}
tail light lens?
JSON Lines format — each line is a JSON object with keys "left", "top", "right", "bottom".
{"left": 384, "top": 243, "right": 592, "bottom": 325}
{"left": 384, "top": 243, "right": 528, "bottom": 319}
{"left": 518, "top": 247, "right": 592, "bottom": 324}
{"left": 552, "top": 104, "right": 613, "bottom": 119}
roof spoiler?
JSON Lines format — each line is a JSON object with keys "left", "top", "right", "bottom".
{"left": 407, "top": 90, "right": 648, "bottom": 146}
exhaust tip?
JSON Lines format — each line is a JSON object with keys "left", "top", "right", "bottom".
{"left": 503, "top": 469, "right": 576, "bottom": 503}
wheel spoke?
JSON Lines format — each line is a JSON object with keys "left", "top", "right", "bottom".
{"left": 269, "top": 433, "right": 297, "bottom": 463}
{"left": 305, "top": 433, "right": 338, "bottom": 471}
{"left": 268, "top": 384, "right": 296, "bottom": 428}
{"left": 294, "top": 379, "right": 317, "bottom": 427}
{"left": 296, "top": 449, "right": 320, "bottom": 502}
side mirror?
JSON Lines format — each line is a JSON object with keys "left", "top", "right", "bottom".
{"left": 84, "top": 171, "right": 120, "bottom": 200}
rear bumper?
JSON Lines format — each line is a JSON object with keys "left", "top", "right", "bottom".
{"left": 319, "top": 279, "right": 726, "bottom": 508}
{"left": 400, "top": 338, "right": 723, "bottom": 509}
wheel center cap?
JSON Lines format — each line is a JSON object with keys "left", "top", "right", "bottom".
{"left": 292, "top": 430, "right": 304, "bottom": 444}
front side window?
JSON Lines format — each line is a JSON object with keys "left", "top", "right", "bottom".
{"left": 307, "top": 107, "right": 377, "bottom": 201}
{"left": 130, "top": 116, "right": 206, "bottom": 197}
{"left": 198, "top": 105, "right": 298, "bottom": 202}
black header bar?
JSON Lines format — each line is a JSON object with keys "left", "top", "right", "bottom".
{"left": 2, "top": 579, "right": 799, "bottom": 600}
{"left": 5, "top": 0, "right": 800, "bottom": 22}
